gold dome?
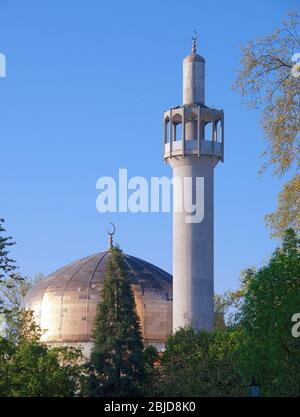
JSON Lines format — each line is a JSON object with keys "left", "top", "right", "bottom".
{"left": 22, "top": 251, "right": 173, "bottom": 352}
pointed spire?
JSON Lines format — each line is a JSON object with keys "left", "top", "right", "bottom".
{"left": 192, "top": 30, "right": 198, "bottom": 55}
{"left": 107, "top": 223, "right": 116, "bottom": 249}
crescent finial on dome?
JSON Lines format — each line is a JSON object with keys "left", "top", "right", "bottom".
{"left": 107, "top": 222, "right": 116, "bottom": 249}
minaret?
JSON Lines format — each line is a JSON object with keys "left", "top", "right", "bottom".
{"left": 163, "top": 33, "right": 224, "bottom": 331}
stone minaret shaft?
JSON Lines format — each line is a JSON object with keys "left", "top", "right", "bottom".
{"left": 163, "top": 38, "right": 224, "bottom": 331}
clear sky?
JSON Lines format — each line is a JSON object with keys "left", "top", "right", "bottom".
{"left": 0, "top": 0, "right": 298, "bottom": 294}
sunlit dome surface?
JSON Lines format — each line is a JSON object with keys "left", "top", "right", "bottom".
{"left": 22, "top": 250, "right": 173, "bottom": 351}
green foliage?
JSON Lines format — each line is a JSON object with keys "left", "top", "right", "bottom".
{"left": 159, "top": 327, "right": 245, "bottom": 397}
{"left": 238, "top": 229, "right": 300, "bottom": 396}
{"left": 144, "top": 345, "right": 159, "bottom": 369}
{"left": 0, "top": 310, "right": 86, "bottom": 397}
{"left": 215, "top": 267, "right": 256, "bottom": 327}
{"left": 0, "top": 273, "right": 45, "bottom": 340}
{"left": 0, "top": 218, "right": 17, "bottom": 313}
{"left": 142, "top": 345, "right": 160, "bottom": 396}
{"left": 232, "top": 12, "right": 300, "bottom": 237}
{"left": 87, "top": 246, "right": 145, "bottom": 397}
{"left": 266, "top": 174, "right": 300, "bottom": 238}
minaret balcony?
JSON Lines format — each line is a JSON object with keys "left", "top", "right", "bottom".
{"left": 163, "top": 105, "right": 224, "bottom": 161}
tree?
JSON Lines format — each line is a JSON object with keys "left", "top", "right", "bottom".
{"left": 0, "top": 272, "right": 45, "bottom": 340}
{"left": 0, "top": 272, "right": 44, "bottom": 312}
{"left": 0, "top": 218, "right": 17, "bottom": 312}
{"left": 232, "top": 12, "right": 300, "bottom": 237}
{"left": 215, "top": 267, "right": 256, "bottom": 328}
{"left": 87, "top": 246, "right": 145, "bottom": 397}
{"left": 142, "top": 345, "right": 160, "bottom": 396}
{"left": 159, "top": 327, "right": 245, "bottom": 397}
{"left": 238, "top": 229, "right": 300, "bottom": 396}
{"left": 0, "top": 310, "right": 86, "bottom": 397}
{"left": 265, "top": 174, "right": 300, "bottom": 237}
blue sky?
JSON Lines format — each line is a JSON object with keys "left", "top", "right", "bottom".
{"left": 0, "top": 0, "right": 298, "bottom": 294}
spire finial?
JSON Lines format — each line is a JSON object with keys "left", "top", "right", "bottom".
{"left": 107, "top": 223, "right": 116, "bottom": 249}
{"left": 192, "top": 30, "right": 198, "bottom": 54}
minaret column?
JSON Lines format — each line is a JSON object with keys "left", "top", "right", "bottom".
{"left": 170, "top": 155, "right": 218, "bottom": 330}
